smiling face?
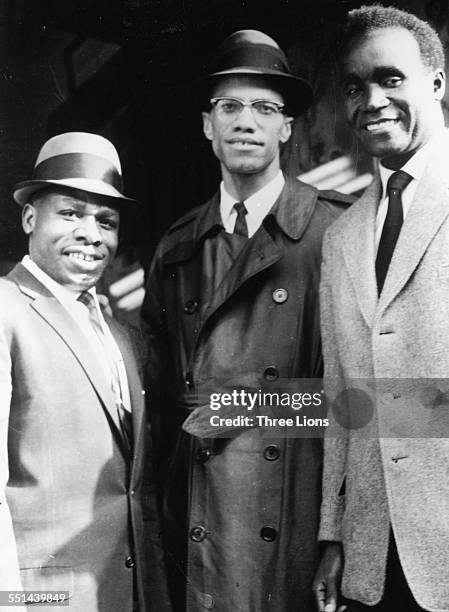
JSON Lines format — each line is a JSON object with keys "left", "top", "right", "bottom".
{"left": 342, "top": 27, "right": 445, "bottom": 169}
{"left": 22, "top": 187, "right": 120, "bottom": 291}
{"left": 202, "top": 75, "right": 292, "bottom": 185}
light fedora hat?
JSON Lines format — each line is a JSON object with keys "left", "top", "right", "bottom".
{"left": 13, "top": 132, "right": 135, "bottom": 206}
{"left": 202, "top": 29, "right": 314, "bottom": 116}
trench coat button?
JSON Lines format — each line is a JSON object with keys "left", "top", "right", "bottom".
{"left": 263, "top": 445, "right": 280, "bottom": 461}
{"left": 196, "top": 448, "right": 212, "bottom": 463}
{"left": 185, "top": 372, "right": 194, "bottom": 388}
{"left": 125, "top": 554, "right": 135, "bottom": 568}
{"left": 263, "top": 366, "right": 279, "bottom": 381}
{"left": 184, "top": 299, "right": 199, "bottom": 314}
{"left": 272, "top": 288, "right": 288, "bottom": 304}
{"left": 190, "top": 526, "right": 207, "bottom": 542}
{"left": 260, "top": 526, "right": 277, "bottom": 542}
{"left": 198, "top": 593, "right": 215, "bottom": 609}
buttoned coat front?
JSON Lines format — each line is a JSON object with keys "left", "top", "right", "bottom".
{"left": 0, "top": 264, "right": 170, "bottom": 612}
{"left": 319, "top": 138, "right": 449, "bottom": 612}
{"left": 142, "top": 178, "right": 352, "bottom": 612}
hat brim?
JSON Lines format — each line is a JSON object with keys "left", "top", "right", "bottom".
{"left": 198, "top": 69, "right": 314, "bottom": 116}
{"left": 13, "top": 178, "right": 137, "bottom": 207}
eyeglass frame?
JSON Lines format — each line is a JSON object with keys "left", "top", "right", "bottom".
{"left": 209, "top": 96, "right": 286, "bottom": 119}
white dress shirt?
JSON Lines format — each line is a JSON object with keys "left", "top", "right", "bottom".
{"left": 220, "top": 170, "right": 285, "bottom": 238}
{"left": 21, "top": 255, "right": 131, "bottom": 412}
{"left": 376, "top": 138, "right": 437, "bottom": 250}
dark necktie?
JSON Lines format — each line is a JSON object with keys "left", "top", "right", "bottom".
{"left": 375, "top": 170, "right": 412, "bottom": 295}
{"left": 77, "top": 291, "right": 133, "bottom": 453}
{"left": 233, "top": 201, "right": 249, "bottom": 238}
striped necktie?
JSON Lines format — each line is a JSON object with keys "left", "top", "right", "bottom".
{"left": 77, "top": 291, "right": 133, "bottom": 453}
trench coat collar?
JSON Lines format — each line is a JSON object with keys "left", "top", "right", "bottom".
{"left": 165, "top": 177, "right": 319, "bottom": 265}
{"left": 7, "top": 263, "right": 132, "bottom": 460}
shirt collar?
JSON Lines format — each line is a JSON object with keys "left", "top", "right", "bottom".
{"left": 21, "top": 254, "right": 96, "bottom": 306}
{"left": 378, "top": 136, "right": 437, "bottom": 198}
{"left": 220, "top": 170, "right": 285, "bottom": 224}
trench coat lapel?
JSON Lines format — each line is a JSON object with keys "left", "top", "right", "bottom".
{"left": 377, "top": 152, "right": 449, "bottom": 315}
{"left": 202, "top": 226, "right": 282, "bottom": 323}
{"left": 9, "top": 264, "right": 125, "bottom": 444}
{"left": 341, "top": 176, "right": 379, "bottom": 328}
{"left": 200, "top": 179, "right": 317, "bottom": 326}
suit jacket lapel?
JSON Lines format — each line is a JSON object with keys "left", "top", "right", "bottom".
{"left": 108, "top": 317, "right": 144, "bottom": 463}
{"left": 378, "top": 148, "right": 449, "bottom": 314}
{"left": 9, "top": 264, "right": 125, "bottom": 442}
{"left": 341, "top": 177, "right": 379, "bottom": 328}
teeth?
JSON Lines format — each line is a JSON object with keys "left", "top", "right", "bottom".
{"left": 68, "top": 252, "right": 95, "bottom": 262}
{"left": 365, "top": 119, "right": 397, "bottom": 132}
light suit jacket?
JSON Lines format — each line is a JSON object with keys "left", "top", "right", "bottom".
{"left": 319, "top": 134, "right": 449, "bottom": 612}
{"left": 0, "top": 263, "right": 168, "bottom": 612}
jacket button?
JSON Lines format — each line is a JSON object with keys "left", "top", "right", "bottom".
{"left": 263, "top": 445, "right": 280, "bottom": 461}
{"left": 125, "top": 554, "right": 135, "bottom": 568}
{"left": 263, "top": 366, "right": 279, "bottom": 381}
{"left": 185, "top": 372, "right": 194, "bottom": 388}
{"left": 184, "top": 299, "right": 199, "bottom": 314}
{"left": 260, "top": 526, "right": 277, "bottom": 542}
{"left": 190, "top": 526, "right": 207, "bottom": 542}
{"left": 272, "top": 288, "right": 288, "bottom": 304}
{"left": 196, "top": 448, "right": 212, "bottom": 463}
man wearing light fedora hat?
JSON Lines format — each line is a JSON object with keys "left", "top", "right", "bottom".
{"left": 0, "top": 132, "right": 170, "bottom": 611}
{"left": 142, "top": 30, "right": 353, "bottom": 611}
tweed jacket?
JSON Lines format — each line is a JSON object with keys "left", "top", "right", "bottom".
{"left": 0, "top": 264, "right": 169, "bottom": 612}
{"left": 319, "top": 133, "right": 449, "bottom": 612}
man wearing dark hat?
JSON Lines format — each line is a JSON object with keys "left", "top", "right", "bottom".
{"left": 0, "top": 132, "right": 170, "bottom": 611}
{"left": 142, "top": 30, "right": 352, "bottom": 611}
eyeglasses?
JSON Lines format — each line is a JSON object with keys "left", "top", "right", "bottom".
{"left": 210, "top": 97, "right": 285, "bottom": 119}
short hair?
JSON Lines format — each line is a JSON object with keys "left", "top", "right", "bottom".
{"left": 340, "top": 4, "right": 445, "bottom": 72}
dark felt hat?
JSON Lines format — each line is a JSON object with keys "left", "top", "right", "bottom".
{"left": 201, "top": 29, "right": 313, "bottom": 116}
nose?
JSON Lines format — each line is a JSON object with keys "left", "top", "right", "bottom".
{"left": 73, "top": 215, "right": 102, "bottom": 246}
{"left": 363, "top": 84, "right": 389, "bottom": 112}
{"left": 233, "top": 104, "right": 258, "bottom": 130}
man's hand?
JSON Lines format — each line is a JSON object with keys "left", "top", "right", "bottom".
{"left": 313, "top": 542, "right": 346, "bottom": 612}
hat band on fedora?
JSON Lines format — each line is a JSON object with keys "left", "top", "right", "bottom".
{"left": 210, "top": 44, "right": 290, "bottom": 75}
{"left": 33, "top": 152, "right": 123, "bottom": 192}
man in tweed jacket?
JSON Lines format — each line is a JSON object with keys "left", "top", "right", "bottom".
{"left": 314, "top": 6, "right": 449, "bottom": 612}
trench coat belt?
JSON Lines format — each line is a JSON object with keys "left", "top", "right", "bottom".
{"left": 179, "top": 391, "right": 271, "bottom": 438}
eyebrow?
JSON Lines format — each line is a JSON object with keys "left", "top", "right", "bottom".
{"left": 344, "top": 66, "right": 406, "bottom": 85}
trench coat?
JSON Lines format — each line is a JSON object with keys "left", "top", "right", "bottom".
{"left": 142, "top": 178, "right": 353, "bottom": 612}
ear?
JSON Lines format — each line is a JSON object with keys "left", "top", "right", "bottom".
{"left": 202, "top": 111, "right": 214, "bottom": 141}
{"left": 22, "top": 203, "right": 36, "bottom": 235}
{"left": 279, "top": 116, "right": 293, "bottom": 144}
{"left": 433, "top": 68, "right": 446, "bottom": 101}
